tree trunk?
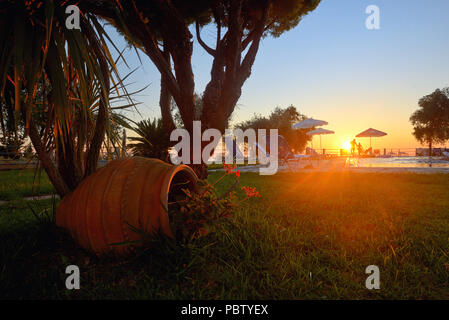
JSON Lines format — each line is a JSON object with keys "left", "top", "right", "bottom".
{"left": 56, "top": 132, "right": 82, "bottom": 191}
{"left": 160, "top": 46, "right": 176, "bottom": 134}
{"left": 201, "top": 0, "right": 269, "bottom": 132}
{"left": 24, "top": 109, "right": 71, "bottom": 198}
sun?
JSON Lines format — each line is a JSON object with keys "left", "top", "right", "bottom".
{"left": 342, "top": 141, "right": 351, "bottom": 151}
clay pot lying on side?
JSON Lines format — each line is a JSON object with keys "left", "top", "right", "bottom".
{"left": 56, "top": 157, "right": 198, "bottom": 255}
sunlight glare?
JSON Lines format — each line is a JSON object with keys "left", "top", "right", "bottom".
{"left": 342, "top": 141, "right": 351, "bottom": 151}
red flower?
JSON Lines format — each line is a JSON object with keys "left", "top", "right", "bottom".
{"left": 224, "top": 164, "right": 237, "bottom": 174}
{"left": 241, "top": 186, "right": 261, "bottom": 198}
{"left": 235, "top": 170, "right": 240, "bottom": 178}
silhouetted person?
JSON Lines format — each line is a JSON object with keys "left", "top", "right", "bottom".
{"left": 350, "top": 139, "right": 357, "bottom": 156}
{"left": 357, "top": 143, "right": 363, "bottom": 156}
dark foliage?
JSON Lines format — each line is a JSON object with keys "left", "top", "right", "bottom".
{"left": 410, "top": 88, "right": 449, "bottom": 152}
{"left": 235, "top": 105, "right": 311, "bottom": 153}
{"left": 128, "top": 118, "right": 172, "bottom": 160}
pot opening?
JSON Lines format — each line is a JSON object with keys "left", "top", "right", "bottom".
{"left": 168, "top": 170, "right": 197, "bottom": 201}
{"left": 167, "top": 169, "right": 197, "bottom": 240}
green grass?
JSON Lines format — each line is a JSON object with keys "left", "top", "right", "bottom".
{"left": 207, "top": 162, "right": 257, "bottom": 170}
{"left": 0, "top": 169, "right": 54, "bottom": 200}
{"left": 1, "top": 170, "right": 449, "bottom": 299}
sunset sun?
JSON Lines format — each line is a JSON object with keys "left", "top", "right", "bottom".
{"left": 342, "top": 141, "right": 351, "bottom": 151}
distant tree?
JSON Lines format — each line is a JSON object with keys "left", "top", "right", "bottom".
{"left": 0, "top": 81, "right": 26, "bottom": 159}
{"left": 172, "top": 93, "right": 204, "bottom": 129}
{"left": 102, "top": 115, "right": 128, "bottom": 159}
{"left": 410, "top": 88, "right": 449, "bottom": 156}
{"left": 128, "top": 118, "right": 171, "bottom": 160}
{"left": 0, "top": 135, "right": 25, "bottom": 159}
{"left": 23, "top": 144, "right": 33, "bottom": 159}
{"left": 235, "top": 105, "right": 310, "bottom": 152}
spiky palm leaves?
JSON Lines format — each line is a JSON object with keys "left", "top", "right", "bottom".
{"left": 0, "top": 0, "right": 125, "bottom": 196}
{"left": 128, "top": 118, "right": 171, "bottom": 161}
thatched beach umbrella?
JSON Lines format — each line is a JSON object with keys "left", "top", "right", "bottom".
{"left": 356, "top": 128, "right": 387, "bottom": 148}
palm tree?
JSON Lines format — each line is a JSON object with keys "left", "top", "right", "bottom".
{"left": 128, "top": 118, "right": 171, "bottom": 161}
{"left": 0, "top": 0, "right": 128, "bottom": 197}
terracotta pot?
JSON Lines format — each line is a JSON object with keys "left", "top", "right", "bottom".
{"left": 56, "top": 157, "right": 198, "bottom": 255}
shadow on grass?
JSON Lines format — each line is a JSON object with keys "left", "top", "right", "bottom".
{"left": 0, "top": 201, "right": 213, "bottom": 299}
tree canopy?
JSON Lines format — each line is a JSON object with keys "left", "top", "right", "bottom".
{"left": 235, "top": 105, "right": 310, "bottom": 152}
{"left": 410, "top": 88, "right": 449, "bottom": 151}
{"left": 88, "top": 0, "right": 321, "bottom": 130}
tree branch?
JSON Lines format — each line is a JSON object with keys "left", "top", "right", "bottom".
{"left": 150, "top": 0, "right": 196, "bottom": 130}
{"left": 237, "top": 2, "right": 270, "bottom": 87}
{"left": 160, "top": 45, "right": 176, "bottom": 133}
{"left": 196, "top": 21, "right": 216, "bottom": 56}
{"left": 241, "top": 29, "right": 256, "bottom": 51}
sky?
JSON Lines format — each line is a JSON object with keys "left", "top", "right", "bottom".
{"left": 110, "top": 0, "right": 449, "bottom": 151}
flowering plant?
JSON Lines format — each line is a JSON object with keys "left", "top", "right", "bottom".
{"left": 241, "top": 186, "right": 261, "bottom": 198}
{"left": 168, "top": 164, "right": 260, "bottom": 244}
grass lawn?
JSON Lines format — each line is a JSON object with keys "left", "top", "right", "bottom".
{"left": 1, "top": 169, "right": 449, "bottom": 299}
{"left": 0, "top": 169, "right": 54, "bottom": 200}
